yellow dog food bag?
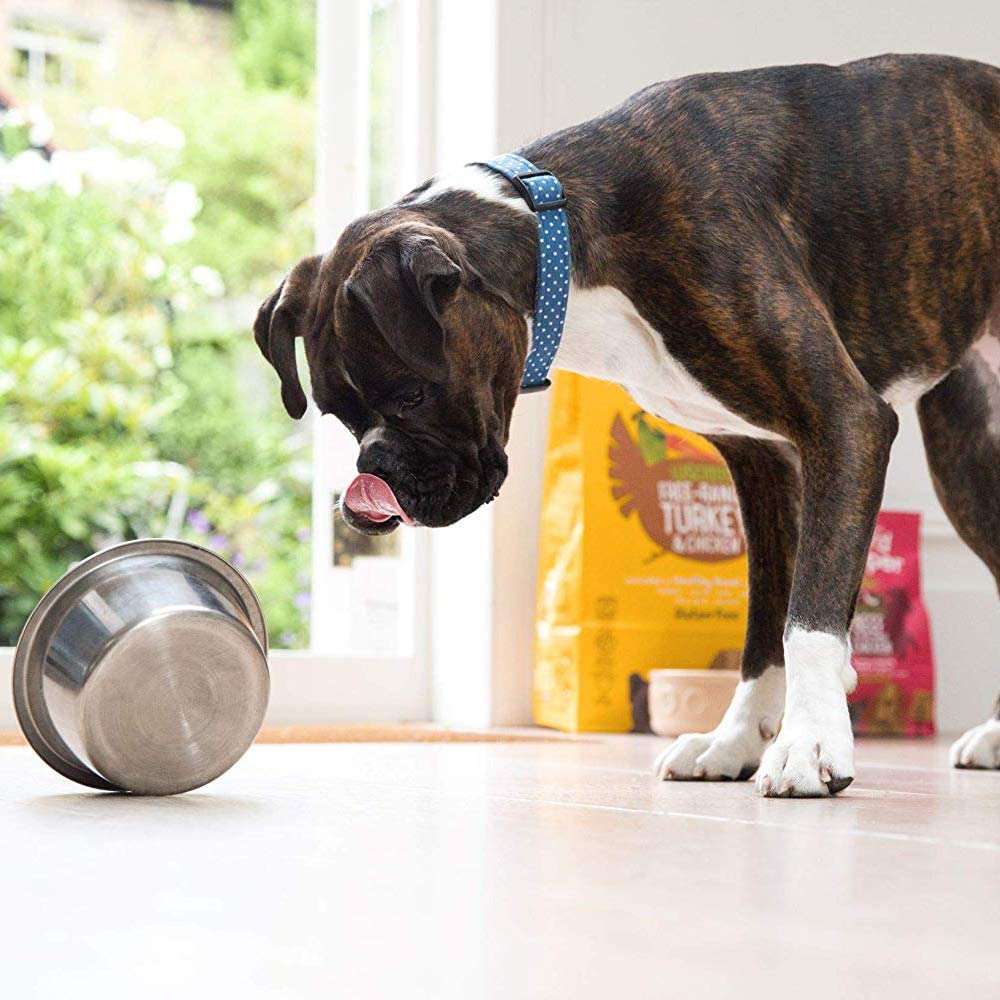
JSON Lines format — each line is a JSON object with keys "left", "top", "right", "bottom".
{"left": 533, "top": 372, "right": 749, "bottom": 732}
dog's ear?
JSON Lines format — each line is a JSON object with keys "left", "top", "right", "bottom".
{"left": 343, "top": 232, "right": 461, "bottom": 382}
{"left": 253, "top": 254, "right": 322, "bottom": 419}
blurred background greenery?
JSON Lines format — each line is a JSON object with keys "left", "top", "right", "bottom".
{"left": 0, "top": 0, "right": 318, "bottom": 646}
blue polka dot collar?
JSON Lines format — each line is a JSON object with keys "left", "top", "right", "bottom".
{"left": 474, "top": 153, "right": 571, "bottom": 393}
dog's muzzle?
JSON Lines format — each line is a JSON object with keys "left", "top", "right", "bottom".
{"left": 342, "top": 427, "right": 507, "bottom": 534}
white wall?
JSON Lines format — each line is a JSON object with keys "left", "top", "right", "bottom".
{"left": 488, "top": 0, "right": 1000, "bottom": 731}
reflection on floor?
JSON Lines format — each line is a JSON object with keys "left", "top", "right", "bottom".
{"left": 2, "top": 735, "right": 996, "bottom": 998}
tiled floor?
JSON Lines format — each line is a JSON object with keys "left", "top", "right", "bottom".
{"left": 2, "top": 735, "right": 997, "bottom": 999}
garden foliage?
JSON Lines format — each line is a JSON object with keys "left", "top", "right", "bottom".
{"left": 0, "top": 13, "right": 315, "bottom": 647}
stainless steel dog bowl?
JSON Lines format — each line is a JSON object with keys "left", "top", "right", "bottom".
{"left": 13, "top": 539, "right": 269, "bottom": 795}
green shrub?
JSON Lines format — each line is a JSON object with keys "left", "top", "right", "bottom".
{"left": 234, "top": 0, "right": 316, "bottom": 97}
{"left": 172, "top": 86, "right": 315, "bottom": 293}
{"left": 0, "top": 106, "right": 311, "bottom": 648}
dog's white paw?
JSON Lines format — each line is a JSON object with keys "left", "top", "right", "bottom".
{"left": 950, "top": 718, "right": 1000, "bottom": 769}
{"left": 755, "top": 727, "right": 854, "bottom": 797}
{"left": 655, "top": 668, "right": 784, "bottom": 782}
{"left": 654, "top": 731, "right": 761, "bottom": 781}
{"left": 755, "top": 629, "right": 855, "bottom": 798}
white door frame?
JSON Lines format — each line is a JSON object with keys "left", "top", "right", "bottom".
{"left": 280, "top": 0, "right": 437, "bottom": 720}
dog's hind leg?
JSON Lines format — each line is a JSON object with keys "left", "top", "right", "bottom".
{"left": 917, "top": 347, "right": 1000, "bottom": 769}
{"left": 654, "top": 439, "right": 799, "bottom": 782}
{"left": 949, "top": 698, "right": 1000, "bottom": 769}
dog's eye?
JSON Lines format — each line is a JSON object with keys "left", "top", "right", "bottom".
{"left": 394, "top": 386, "right": 425, "bottom": 412}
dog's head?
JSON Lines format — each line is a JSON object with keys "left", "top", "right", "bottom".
{"left": 254, "top": 210, "right": 530, "bottom": 534}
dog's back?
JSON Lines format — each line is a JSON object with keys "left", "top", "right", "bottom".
{"left": 531, "top": 55, "right": 1000, "bottom": 383}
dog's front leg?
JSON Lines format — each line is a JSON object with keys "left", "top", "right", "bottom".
{"left": 755, "top": 394, "right": 898, "bottom": 797}
{"left": 655, "top": 439, "right": 799, "bottom": 781}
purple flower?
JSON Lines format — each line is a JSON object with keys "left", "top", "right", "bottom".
{"left": 293, "top": 590, "right": 311, "bottom": 611}
{"left": 186, "top": 509, "right": 210, "bottom": 534}
{"left": 208, "top": 533, "right": 227, "bottom": 552}
{"left": 231, "top": 552, "right": 246, "bottom": 570}
{"left": 295, "top": 527, "right": 311, "bottom": 544}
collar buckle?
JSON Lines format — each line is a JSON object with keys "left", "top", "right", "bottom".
{"left": 507, "top": 170, "right": 568, "bottom": 212}
{"left": 519, "top": 379, "right": 552, "bottom": 395}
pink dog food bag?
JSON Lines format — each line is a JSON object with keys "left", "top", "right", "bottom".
{"left": 848, "top": 511, "right": 935, "bottom": 736}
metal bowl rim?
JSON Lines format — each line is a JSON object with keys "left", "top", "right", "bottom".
{"left": 12, "top": 538, "right": 269, "bottom": 791}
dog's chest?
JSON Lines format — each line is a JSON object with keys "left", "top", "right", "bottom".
{"left": 551, "top": 285, "right": 783, "bottom": 440}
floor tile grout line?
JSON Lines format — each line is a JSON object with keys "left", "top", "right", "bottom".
{"left": 516, "top": 797, "right": 1000, "bottom": 852}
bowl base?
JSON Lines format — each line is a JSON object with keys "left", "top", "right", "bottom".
{"left": 79, "top": 610, "right": 269, "bottom": 795}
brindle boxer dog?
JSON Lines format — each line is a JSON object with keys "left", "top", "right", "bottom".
{"left": 255, "top": 54, "right": 1000, "bottom": 795}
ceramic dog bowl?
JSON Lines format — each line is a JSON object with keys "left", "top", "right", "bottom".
{"left": 648, "top": 669, "right": 739, "bottom": 737}
{"left": 13, "top": 539, "right": 269, "bottom": 795}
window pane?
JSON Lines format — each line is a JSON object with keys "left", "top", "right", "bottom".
{"left": 369, "top": 0, "right": 401, "bottom": 209}
{"left": 0, "top": 1, "right": 316, "bottom": 649}
{"left": 43, "top": 52, "right": 61, "bottom": 86}
{"left": 12, "top": 48, "right": 29, "bottom": 80}
{"left": 331, "top": 492, "right": 404, "bottom": 655}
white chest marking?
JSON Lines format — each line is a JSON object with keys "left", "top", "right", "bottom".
{"left": 549, "top": 284, "right": 784, "bottom": 440}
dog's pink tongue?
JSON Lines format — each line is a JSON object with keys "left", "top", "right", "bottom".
{"left": 344, "top": 474, "right": 413, "bottom": 526}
